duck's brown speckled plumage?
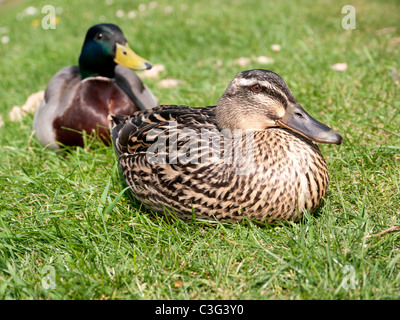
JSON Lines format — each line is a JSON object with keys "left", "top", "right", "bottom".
{"left": 112, "top": 69, "right": 342, "bottom": 223}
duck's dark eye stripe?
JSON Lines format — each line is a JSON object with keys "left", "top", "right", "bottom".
{"left": 268, "top": 89, "right": 288, "bottom": 107}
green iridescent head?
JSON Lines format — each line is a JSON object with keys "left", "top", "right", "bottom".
{"left": 78, "top": 23, "right": 152, "bottom": 79}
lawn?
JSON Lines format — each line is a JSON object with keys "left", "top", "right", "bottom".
{"left": 0, "top": 0, "right": 399, "bottom": 300}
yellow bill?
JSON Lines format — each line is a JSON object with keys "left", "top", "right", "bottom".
{"left": 114, "top": 43, "right": 152, "bottom": 70}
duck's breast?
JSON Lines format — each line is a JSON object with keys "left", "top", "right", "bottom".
{"left": 53, "top": 77, "right": 137, "bottom": 147}
{"left": 251, "top": 129, "right": 329, "bottom": 220}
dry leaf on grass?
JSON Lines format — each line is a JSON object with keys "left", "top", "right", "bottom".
{"left": 235, "top": 56, "right": 274, "bottom": 67}
{"left": 235, "top": 57, "right": 251, "bottom": 67}
{"left": 331, "top": 62, "right": 348, "bottom": 72}
{"left": 0, "top": 115, "right": 4, "bottom": 127}
{"left": 214, "top": 59, "right": 223, "bottom": 68}
{"left": 149, "top": 2, "right": 158, "bottom": 9}
{"left": 9, "top": 90, "right": 44, "bottom": 122}
{"left": 21, "top": 90, "right": 44, "bottom": 113}
{"left": 9, "top": 106, "right": 25, "bottom": 122}
{"left": 157, "top": 78, "right": 183, "bottom": 88}
{"left": 271, "top": 44, "right": 281, "bottom": 52}
{"left": 174, "top": 280, "right": 183, "bottom": 288}
{"left": 255, "top": 56, "right": 274, "bottom": 64}
{"left": 1, "top": 35, "right": 10, "bottom": 44}
{"left": 139, "top": 64, "right": 166, "bottom": 79}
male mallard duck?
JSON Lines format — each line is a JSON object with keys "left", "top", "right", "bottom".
{"left": 111, "top": 69, "right": 342, "bottom": 223}
{"left": 33, "top": 23, "right": 157, "bottom": 149}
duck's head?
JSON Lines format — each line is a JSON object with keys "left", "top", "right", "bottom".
{"left": 216, "top": 69, "right": 343, "bottom": 145}
{"left": 78, "top": 23, "right": 152, "bottom": 79}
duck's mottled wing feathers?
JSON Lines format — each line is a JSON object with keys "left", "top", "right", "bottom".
{"left": 111, "top": 105, "right": 217, "bottom": 156}
{"left": 111, "top": 105, "right": 232, "bottom": 219}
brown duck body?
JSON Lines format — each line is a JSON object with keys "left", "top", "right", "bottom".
{"left": 53, "top": 76, "right": 134, "bottom": 147}
{"left": 34, "top": 65, "right": 156, "bottom": 149}
{"left": 112, "top": 69, "right": 342, "bottom": 223}
{"left": 112, "top": 105, "right": 329, "bottom": 222}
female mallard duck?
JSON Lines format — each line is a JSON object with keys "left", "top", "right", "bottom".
{"left": 111, "top": 69, "right": 342, "bottom": 223}
{"left": 33, "top": 23, "right": 157, "bottom": 149}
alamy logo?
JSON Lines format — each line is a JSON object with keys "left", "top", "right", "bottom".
{"left": 42, "top": 5, "right": 57, "bottom": 30}
{"left": 341, "top": 5, "right": 356, "bottom": 30}
{"left": 144, "top": 121, "right": 256, "bottom": 175}
{"left": 341, "top": 265, "right": 358, "bottom": 290}
{"left": 41, "top": 265, "right": 56, "bottom": 289}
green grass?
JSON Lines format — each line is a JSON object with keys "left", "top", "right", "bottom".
{"left": 0, "top": 0, "right": 399, "bottom": 300}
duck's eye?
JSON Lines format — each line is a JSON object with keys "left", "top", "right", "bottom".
{"left": 251, "top": 84, "right": 262, "bottom": 93}
{"left": 95, "top": 33, "right": 103, "bottom": 40}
